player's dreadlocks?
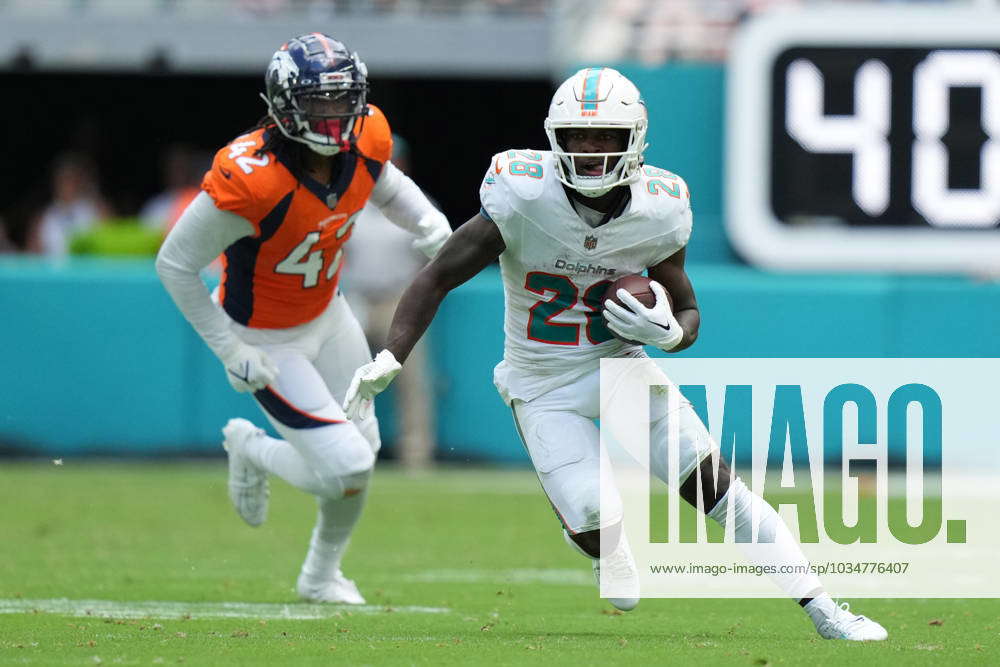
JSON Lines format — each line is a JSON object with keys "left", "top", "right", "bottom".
{"left": 245, "top": 112, "right": 381, "bottom": 186}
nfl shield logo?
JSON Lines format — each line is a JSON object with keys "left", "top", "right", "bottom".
{"left": 584, "top": 235, "right": 598, "bottom": 250}
{"left": 326, "top": 193, "right": 339, "bottom": 209}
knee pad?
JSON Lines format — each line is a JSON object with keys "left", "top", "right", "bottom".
{"left": 337, "top": 467, "right": 372, "bottom": 498}
{"left": 310, "top": 426, "right": 376, "bottom": 498}
{"left": 313, "top": 465, "right": 372, "bottom": 500}
{"left": 544, "top": 467, "right": 622, "bottom": 534}
{"left": 562, "top": 477, "right": 603, "bottom": 532}
{"left": 649, "top": 404, "right": 716, "bottom": 488}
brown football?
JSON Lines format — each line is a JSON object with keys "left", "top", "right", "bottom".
{"left": 602, "top": 274, "right": 670, "bottom": 344}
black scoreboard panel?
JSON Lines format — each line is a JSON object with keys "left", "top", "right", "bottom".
{"left": 726, "top": 9, "right": 1000, "bottom": 271}
{"left": 770, "top": 47, "right": 1000, "bottom": 230}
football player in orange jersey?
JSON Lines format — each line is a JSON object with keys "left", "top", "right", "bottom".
{"left": 156, "top": 33, "right": 451, "bottom": 604}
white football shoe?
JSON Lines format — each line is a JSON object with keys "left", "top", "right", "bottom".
{"left": 221, "top": 418, "right": 269, "bottom": 527}
{"left": 807, "top": 598, "right": 888, "bottom": 641}
{"left": 296, "top": 570, "right": 366, "bottom": 605}
{"left": 593, "top": 537, "right": 641, "bottom": 612}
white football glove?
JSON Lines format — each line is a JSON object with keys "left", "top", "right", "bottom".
{"left": 344, "top": 349, "right": 402, "bottom": 420}
{"left": 603, "top": 281, "right": 684, "bottom": 351}
{"left": 220, "top": 341, "right": 279, "bottom": 393}
{"left": 411, "top": 212, "right": 452, "bottom": 259}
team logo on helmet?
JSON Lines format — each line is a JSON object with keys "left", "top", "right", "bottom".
{"left": 270, "top": 50, "right": 299, "bottom": 90}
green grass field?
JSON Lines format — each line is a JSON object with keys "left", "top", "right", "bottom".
{"left": 1, "top": 462, "right": 997, "bottom": 665}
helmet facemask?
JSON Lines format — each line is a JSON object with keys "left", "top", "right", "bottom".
{"left": 544, "top": 67, "right": 649, "bottom": 198}
{"left": 545, "top": 120, "right": 647, "bottom": 198}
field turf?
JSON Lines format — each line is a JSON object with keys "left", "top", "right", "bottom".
{"left": 1, "top": 462, "right": 998, "bottom": 665}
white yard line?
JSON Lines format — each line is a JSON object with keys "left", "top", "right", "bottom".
{"left": 400, "top": 568, "right": 592, "bottom": 586}
{"left": 0, "top": 599, "right": 449, "bottom": 620}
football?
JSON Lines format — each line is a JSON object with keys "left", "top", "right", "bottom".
{"left": 602, "top": 274, "right": 669, "bottom": 344}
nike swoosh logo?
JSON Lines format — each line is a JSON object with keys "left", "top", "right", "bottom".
{"left": 220, "top": 166, "right": 233, "bottom": 180}
{"left": 228, "top": 361, "right": 250, "bottom": 383}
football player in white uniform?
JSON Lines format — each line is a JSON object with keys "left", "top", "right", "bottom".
{"left": 345, "top": 68, "right": 887, "bottom": 641}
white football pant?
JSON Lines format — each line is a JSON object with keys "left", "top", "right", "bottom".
{"left": 511, "top": 366, "right": 712, "bottom": 534}
{"left": 228, "top": 289, "right": 381, "bottom": 497}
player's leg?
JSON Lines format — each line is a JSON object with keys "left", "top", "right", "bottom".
{"left": 221, "top": 342, "right": 375, "bottom": 604}
{"left": 655, "top": 399, "right": 887, "bottom": 640}
{"left": 288, "top": 293, "right": 386, "bottom": 603}
{"left": 221, "top": 353, "right": 365, "bottom": 527}
{"left": 227, "top": 350, "right": 374, "bottom": 497}
{"left": 511, "top": 378, "right": 639, "bottom": 611}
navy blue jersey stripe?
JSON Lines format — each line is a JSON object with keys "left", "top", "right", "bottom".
{"left": 254, "top": 387, "right": 344, "bottom": 429}
{"left": 222, "top": 191, "right": 294, "bottom": 325}
{"left": 363, "top": 155, "right": 383, "bottom": 183}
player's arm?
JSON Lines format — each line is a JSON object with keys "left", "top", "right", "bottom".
{"left": 368, "top": 161, "right": 452, "bottom": 258}
{"left": 647, "top": 247, "right": 700, "bottom": 352}
{"left": 387, "top": 212, "right": 504, "bottom": 362}
{"left": 343, "top": 213, "right": 504, "bottom": 417}
{"left": 155, "top": 192, "right": 278, "bottom": 392}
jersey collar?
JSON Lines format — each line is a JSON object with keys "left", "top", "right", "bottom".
{"left": 272, "top": 138, "right": 358, "bottom": 210}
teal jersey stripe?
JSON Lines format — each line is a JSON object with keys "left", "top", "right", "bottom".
{"left": 581, "top": 68, "right": 602, "bottom": 111}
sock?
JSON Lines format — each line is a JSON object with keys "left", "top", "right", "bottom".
{"left": 299, "top": 486, "right": 370, "bottom": 583}
{"left": 706, "top": 477, "right": 824, "bottom": 601}
{"left": 803, "top": 593, "right": 837, "bottom": 627}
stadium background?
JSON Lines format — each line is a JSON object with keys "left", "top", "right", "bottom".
{"left": 1, "top": 0, "right": 997, "bottom": 465}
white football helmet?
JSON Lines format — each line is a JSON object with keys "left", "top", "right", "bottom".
{"left": 544, "top": 67, "right": 648, "bottom": 197}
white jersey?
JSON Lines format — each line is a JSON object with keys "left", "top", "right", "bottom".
{"left": 480, "top": 149, "right": 693, "bottom": 404}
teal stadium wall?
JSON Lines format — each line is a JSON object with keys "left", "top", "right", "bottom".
{"left": 2, "top": 65, "right": 997, "bottom": 463}
{"left": 1, "top": 258, "right": 998, "bottom": 463}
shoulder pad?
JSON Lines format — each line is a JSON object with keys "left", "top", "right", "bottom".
{"left": 202, "top": 128, "right": 290, "bottom": 226}
{"left": 490, "top": 149, "right": 550, "bottom": 203}
{"left": 633, "top": 165, "right": 693, "bottom": 251}
{"left": 356, "top": 104, "right": 392, "bottom": 163}
{"left": 482, "top": 149, "right": 546, "bottom": 226}
{"left": 636, "top": 164, "right": 691, "bottom": 214}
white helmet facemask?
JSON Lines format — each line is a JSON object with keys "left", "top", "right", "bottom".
{"left": 544, "top": 67, "right": 649, "bottom": 198}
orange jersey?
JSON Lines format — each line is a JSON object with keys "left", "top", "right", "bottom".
{"left": 202, "top": 105, "right": 393, "bottom": 329}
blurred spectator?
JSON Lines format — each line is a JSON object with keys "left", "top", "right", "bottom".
{"left": 340, "top": 135, "right": 437, "bottom": 468}
{"left": 30, "top": 153, "right": 112, "bottom": 257}
{"left": 140, "top": 144, "right": 211, "bottom": 235}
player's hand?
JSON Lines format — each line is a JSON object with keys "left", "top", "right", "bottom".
{"left": 221, "top": 342, "right": 279, "bottom": 393}
{"left": 603, "top": 281, "right": 684, "bottom": 351}
{"left": 344, "top": 349, "right": 402, "bottom": 420}
{"left": 412, "top": 212, "right": 452, "bottom": 259}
